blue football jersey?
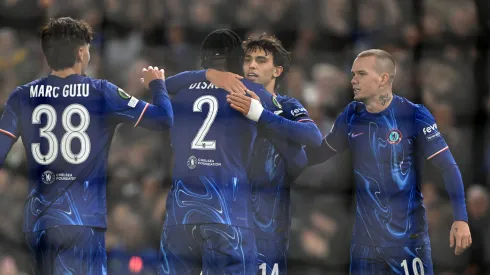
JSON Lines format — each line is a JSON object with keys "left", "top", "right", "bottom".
{"left": 165, "top": 79, "right": 271, "bottom": 229}
{"left": 325, "top": 95, "right": 448, "bottom": 247}
{"left": 250, "top": 95, "right": 311, "bottom": 235}
{"left": 0, "top": 74, "right": 171, "bottom": 232}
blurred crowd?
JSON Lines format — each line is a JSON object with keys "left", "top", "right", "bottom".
{"left": 0, "top": 0, "right": 490, "bottom": 274}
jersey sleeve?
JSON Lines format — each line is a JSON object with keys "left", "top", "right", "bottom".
{"left": 102, "top": 80, "right": 173, "bottom": 130}
{"left": 165, "top": 70, "right": 207, "bottom": 95}
{"left": 0, "top": 88, "right": 21, "bottom": 140}
{"left": 0, "top": 88, "right": 21, "bottom": 168}
{"left": 277, "top": 96, "right": 313, "bottom": 123}
{"left": 414, "top": 105, "right": 449, "bottom": 160}
{"left": 324, "top": 103, "right": 352, "bottom": 153}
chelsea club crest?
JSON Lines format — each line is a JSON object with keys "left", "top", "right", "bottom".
{"left": 42, "top": 170, "right": 56, "bottom": 184}
{"left": 387, "top": 129, "right": 402, "bottom": 144}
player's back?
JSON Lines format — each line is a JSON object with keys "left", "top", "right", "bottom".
{"left": 166, "top": 79, "right": 269, "bottom": 228}
{"left": 9, "top": 74, "right": 129, "bottom": 232}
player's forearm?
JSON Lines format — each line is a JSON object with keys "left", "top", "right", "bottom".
{"left": 165, "top": 70, "right": 207, "bottom": 95}
{"left": 264, "top": 130, "right": 308, "bottom": 178}
{"left": 137, "top": 80, "right": 174, "bottom": 129}
{"left": 0, "top": 134, "right": 15, "bottom": 168}
{"left": 304, "top": 137, "right": 337, "bottom": 166}
{"left": 430, "top": 149, "right": 469, "bottom": 222}
{"left": 258, "top": 110, "right": 322, "bottom": 147}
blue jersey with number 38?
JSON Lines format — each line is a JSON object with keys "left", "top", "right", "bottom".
{"left": 0, "top": 74, "right": 169, "bottom": 232}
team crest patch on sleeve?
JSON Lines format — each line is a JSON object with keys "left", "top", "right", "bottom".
{"left": 387, "top": 129, "right": 402, "bottom": 144}
{"left": 272, "top": 96, "right": 282, "bottom": 109}
{"left": 117, "top": 88, "right": 131, "bottom": 99}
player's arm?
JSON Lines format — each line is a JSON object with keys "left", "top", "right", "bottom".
{"left": 304, "top": 104, "right": 353, "bottom": 165}
{"left": 416, "top": 105, "right": 471, "bottom": 254}
{"left": 0, "top": 89, "right": 21, "bottom": 168}
{"left": 264, "top": 132, "right": 308, "bottom": 179}
{"left": 164, "top": 69, "right": 246, "bottom": 94}
{"left": 227, "top": 91, "right": 322, "bottom": 147}
{"left": 105, "top": 68, "right": 173, "bottom": 130}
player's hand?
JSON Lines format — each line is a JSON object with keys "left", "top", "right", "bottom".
{"left": 206, "top": 69, "right": 246, "bottom": 94}
{"left": 227, "top": 90, "right": 263, "bottom": 122}
{"left": 226, "top": 90, "right": 260, "bottom": 114}
{"left": 227, "top": 93, "right": 252, "bottom": 115}
{"left": 450, "top": 221, "right": 472, "bottom": 255}
{"left": 140, "top": 66, "right": 165, "bottom": 89}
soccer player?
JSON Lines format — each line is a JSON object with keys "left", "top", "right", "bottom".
{"left": 305, "top": 49, "right": 472, "bottom": 274}
{"left": 159, "top": 29, "right": 272, "bottom": 275}
{"left": 162, "top": 34, "right": 322, "bottom": 275}
{"left": 158, "top": 29, "right": 320, "bottom": 275}
{"left": 0, "top": 17, "right": 173, "bottom": 275}
{"left": 232, "top": 34, "right": 320, "bottom": 275}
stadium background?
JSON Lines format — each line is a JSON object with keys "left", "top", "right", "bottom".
{"left": 0, "top": 0, "right": 489, "bottom": 274}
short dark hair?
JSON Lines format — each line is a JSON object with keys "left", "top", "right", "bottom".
{"left": 242, "top": 34, "right": 291, "bottom": 89}
{"left": 200, "top": 29, "right": 243, "bottom": 74}
{"left": 41, "top": 17, "right": 93, "bottom": 71}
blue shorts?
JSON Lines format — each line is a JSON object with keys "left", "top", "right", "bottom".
{"left": 25, "top": 226, "right": 107, "bottom": 275}
{"left": 159, "top": 224, "right": 257, "bottom": 275}
{"left": 349, "top": 244, "right": 433, "bottom": 275}
{"left": 255, "top": 231, "right": 288, "bottom": 275}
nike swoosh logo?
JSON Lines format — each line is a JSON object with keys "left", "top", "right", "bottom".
{"left": 274, "top": 110, "right": 283, "bottom": 115}
{"left": 351, "top": 132, "right": 364, "bottom": 138}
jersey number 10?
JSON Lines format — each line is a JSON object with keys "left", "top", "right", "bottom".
{"left": 31, "top": 104, "right": 91, "bottom": 165}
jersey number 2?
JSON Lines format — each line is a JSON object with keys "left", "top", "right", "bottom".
{"left": 31, "top": 104, "right": 91, "bottom": 165}
{"left": 191, "top": 95, "right": 218, "bottom": 150}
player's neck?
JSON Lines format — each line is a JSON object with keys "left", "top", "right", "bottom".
{"left": 265, "top": 81, "right": 276, "bottom": 96}
{"left": 51, "top": 67, "right": 81, "bottom": 78}
{"left": 365, "top": 91, "right": 393, "bottom": 113}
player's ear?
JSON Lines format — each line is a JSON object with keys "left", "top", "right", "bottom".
{"left": 273, "top": 66, "right": 283, "bottom": 78}
{"left": 76, "top": 47, "right": 84, "bottom": 63}
{"left": 380, "top": 72, "right": 389, "bottom": 85}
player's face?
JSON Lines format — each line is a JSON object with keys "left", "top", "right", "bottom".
{"left": 79, "top": 44, "right": 90, "bottom": 75}
{"left": 243, "top": 49, "right": 282, "bottom": 90}
{"left": 351, "top": 56, "right": 382, "bottom": 102}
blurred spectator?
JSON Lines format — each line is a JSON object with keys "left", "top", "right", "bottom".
{"left": 465, "top": 185, "right": 489, "bottom": 274}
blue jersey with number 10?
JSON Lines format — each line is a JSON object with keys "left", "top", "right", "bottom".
{"left": 0, "top": 74, "right": 171, "bottom": 232}
{"left": 326, "top": 95, "right": 450, "bottom": 247}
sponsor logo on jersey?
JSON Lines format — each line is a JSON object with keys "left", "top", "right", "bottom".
{"left": 350, "top": 132, "right": 364, "bottom": 138}
{"left": 42, "top": 170, "right": 55, "bottom": 184}
{"left": 290, "top": 107, "right": 308, "bottom": 118}
{"left": 422, "top": 123, "right": 441, "bottom": 141}
{"left": 387, "top": 129, "right": 402, "bottom": 144}
{"left": 187, "top": 155, "right": 222, "bottom": 169}
{"left": 41, "top": 170, "right": 77, "bottom": 184}
{"left": 187, "top": 155, "right": 197, "bottom": 169}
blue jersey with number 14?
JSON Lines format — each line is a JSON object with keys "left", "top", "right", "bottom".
{"left": 0, "top": 74, "right": 171, "bottom": 232}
